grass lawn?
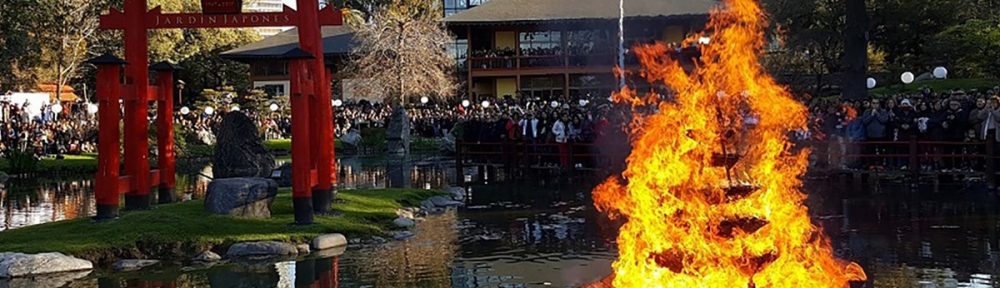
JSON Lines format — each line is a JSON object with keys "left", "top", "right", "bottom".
{"left": 0, "top": 154, "right": 99, "bottom": 174}
{"left": 0, "top": 188, "right": 443, "bottom": 263}
{"left": 871, "top": 78, "right": 997, "bottom": 95}
{"left": 264, "top": 139, "right": 345, "bottom": 152}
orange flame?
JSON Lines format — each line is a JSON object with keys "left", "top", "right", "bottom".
{"left": 593, "top": 0, "right": 866, "bottom": 287}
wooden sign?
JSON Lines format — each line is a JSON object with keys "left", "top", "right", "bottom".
{"left": 201, "top": 0, "right": 242, "bottom": 14}
{"left": 100, "top": 5, "right": 343, "bottom": 29}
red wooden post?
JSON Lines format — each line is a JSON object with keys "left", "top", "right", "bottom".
{"left": 96, "top": 0, "right": 344, "bottom": 220}
{"left": 152, "top": 62, "right": 180, "bottom": 204}
{"left": 297, "top": 0, "right": 335, "bottom": 214}
{"left": 123, "top": 0, "right": 152, "bottom": 210}
{"left": 90, "top": 54, "right": 126, "bottom": 221}
{"left": 285, "top": 48, "right": 315, "bottom": 224}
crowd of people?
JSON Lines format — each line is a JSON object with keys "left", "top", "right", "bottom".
{"left": 8, "top": 85, "right": 1000, "bottom": 173}
{"left": 0, "top": 100, "right": 97, "bottom": 157}
{"left": 809, "top": 87, "right": 1000, "bottom": 171}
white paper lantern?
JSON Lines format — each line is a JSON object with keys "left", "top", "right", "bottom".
{"left": 269, "top": 103, "right": 279, "bottom": 112}
{"left": 86, "top": 103, "right": 99, "bottom": 114}
{"left": 579, "top": 99, "right": 588, "bottom": 107}
{"left": 50, "top": 104, "right": 63, "bottom": 114}
{"left": 180, "top": 106, "right": 190, "bottom": 115}
{"left": 481, "top": 100, "right": 491, "bottom": 108}
{"left": 550, "top": 101, "right": 559, "bottom": 108}
{"left": 901, "top": 72, "right": 915, "bottom": 84}
{"left": 933, "top": 67, "right": 948, "bottom": 79}
{"left": 461, "top": 100, "right": 470, "bottom": 107}
{"left": 204, "top": 107, "right": 215, "bottom": 115}
{"left": 420, "top": 96, "right": 430, "bottom": 104}
{"left": 866, "top": 77, "right": 877, "bottom": 89}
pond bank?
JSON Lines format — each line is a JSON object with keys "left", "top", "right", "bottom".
{"left": 0, "top": 188, "right": 444, "bottom": 266}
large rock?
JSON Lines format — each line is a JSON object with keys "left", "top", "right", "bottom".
{"left": 0, "top": 252, "right": 92, "bottom": 278}
{"left": 205, "top": 178, "right": 278, "bottom": 218}
{"left": 213, "top": 112, "right": 275, "bottom": 178}
{"left": 311, "top": 233, "right": 347, "bottom": 250}
{"left": 112, "top": 259, "right": 160, "bottom": 272}
{"left": 226, "top": 241, "right": 298, "bottom": 258}
{"left": 385, "top": 107, "right": 411, "bottom": 155}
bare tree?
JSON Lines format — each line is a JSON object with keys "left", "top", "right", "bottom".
{"left": 348, "top": 0, "right": 457, "bottom": 105}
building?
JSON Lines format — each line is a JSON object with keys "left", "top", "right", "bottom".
{"left": 443, "top": 0, "right": 490, "bottom": 16}
{"left": 244, "top": 0, "right": 297, "bottom": 37}
{"left": 444, "top": 0, "right": 712, "bottom": 101}
{"left": 221, "top": 26, "right": 355, "bottom": 97}
{"left": 223, "top": 0, "right": 712, "bottom": 101}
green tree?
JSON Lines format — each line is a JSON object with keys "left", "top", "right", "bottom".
{"left": 0, "top": 0, "right": 43, "bottom": 91}
{"left": 325, "top": 0, "right": 395, "bottom": 27}
{"left": 924, "top": 19, "right": 1000, "bottom": 78}
{"left": 144, "top": 0, "right": 261, "bottom": 98}
{"left": 762, "top": 0, "right": 846, "bottom": 95}
{"left": 33, "top": 0, "right": 104, "bottom": 102}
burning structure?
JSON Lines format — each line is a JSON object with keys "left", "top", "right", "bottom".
{"left": 591, "top": 0, "right": 867, "bottom": 287}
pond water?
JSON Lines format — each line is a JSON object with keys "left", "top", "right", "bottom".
{"left": 3, "top": 156, "right": 1000, "bottom": 287}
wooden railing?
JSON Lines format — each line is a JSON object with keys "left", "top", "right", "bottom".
{"left": 455, "top": 141, "right": 612, "bottom": 178}
{"left": 456, "top": 138, "right": 1000, "bottom": 183}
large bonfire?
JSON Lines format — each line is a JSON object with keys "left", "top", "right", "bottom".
{"left": 592, "top": 0, "right": 867, "bottom": 287}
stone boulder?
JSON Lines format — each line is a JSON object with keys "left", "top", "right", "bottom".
{"left": 443, "top": 186, "right": 465, "bottom": 201}
{"left": 0, "top": 252, "right": 92, "bottom": 278}
{"left": 226, "top": 241, "right": 298, "bottom": 258}
{"left": 205, "top": 178, "right": 278, "bottom": 218}
{"left": 311, "top": 233, "right": 347, "bottom": 250}
{"left": 112, "top": 259, "right": 160, "bottom": 272}
{"left": 385, "top": 107, "right": 411, "bottom": 155}
{"left": 213, "top": 112, "right": 275, "bottom": 179}
{"left": 296, "top": 244, "right": 311, "bottom": 255}
{"left": 339, "top": 129, "right": 362, "bottom": 154}
{"left": 274, "top": 163, "right": 292, "bottom": 188}
{"left": 393, "top": 217, "right": 415, "bottom": 228}
{"left": 193, "top": 251, "right": 221, "bottom": 262}
{"left": 428, "top": 195, "right": 464, "bottom": 208}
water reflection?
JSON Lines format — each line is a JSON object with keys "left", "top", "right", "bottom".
{"left": 0, "top": 179, "right": 95, "bottom": 231}
{"left": 345, "top": 212, "right": 458, "bottom": 287}
{"left": 0, "top": 156, "right": 454, "bottom": 231}
{"left": 16, "top": 159, "right": 1000, "bottom": 286}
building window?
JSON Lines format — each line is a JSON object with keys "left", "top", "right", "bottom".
{"left": 448, "top": 38, "right": 468, "bottom": 69}
{"left": 443, "top": 0, "right": 489, "bottom": 16}
{"left": 259, "top": 84, "right": 286, "bottom": 97}
{"left": 255, "top": 81, "right": 290, "bottom": 97}
{"left": 251, "top": 62, "right": 289, "bottom": 77}
{"left": 519, "top": 31, "right": 561, "bottom": 56}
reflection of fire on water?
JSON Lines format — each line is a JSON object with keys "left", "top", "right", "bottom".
{"left": 590, "top": 0, "right": 866, "bottom": 287}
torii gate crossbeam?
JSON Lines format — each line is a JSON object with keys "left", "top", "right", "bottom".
{"left": 91, "top": 0, "right": 341, "bottom": 224}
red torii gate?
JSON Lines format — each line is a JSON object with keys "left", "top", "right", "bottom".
{"left": 90, "top": 0, "right": 341, "bottom": 224}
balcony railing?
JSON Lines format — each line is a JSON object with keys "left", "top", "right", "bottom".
{"left": 466, "top": 48, "right": 699, "bottom": 72}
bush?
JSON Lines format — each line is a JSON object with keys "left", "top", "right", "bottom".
{"left": 2, "top": 148, "right": 39, "bottom": 175}
{"left": 359, "top": 127, "right": 387, "bottom": 152}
